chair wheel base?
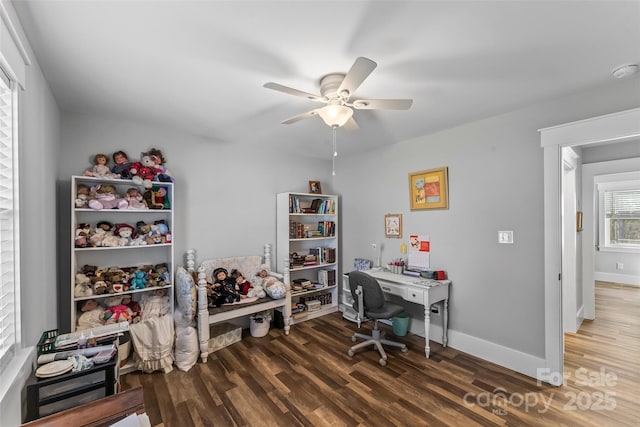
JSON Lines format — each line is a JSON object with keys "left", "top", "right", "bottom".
{"left": 348, "top": 350, "right": 355, "bottom": 357}
{"left": 379, "top": 358, "right": 387, "bottom": 366}
{"left": 401, "top": 346, "right": 408, "bottom": 353}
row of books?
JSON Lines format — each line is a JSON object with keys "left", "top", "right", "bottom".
{"left": 289, "top": 248, "right": 336, "bottom": 269}
{"left": 309, "top": 247, "right": 336, "bottom": 264}
{"left": 288, "top": 196, "right": 336, "bottom": 214}
{"left": 289, "top": 221, "right": 336, "bottom": 238}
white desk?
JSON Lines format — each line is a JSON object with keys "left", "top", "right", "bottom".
{"left": 359, "top": 269, "right": 450, "bottom": 358}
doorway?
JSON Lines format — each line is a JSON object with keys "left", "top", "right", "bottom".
{"left": 540, "top": 107, "right": 640, "bottom": 385}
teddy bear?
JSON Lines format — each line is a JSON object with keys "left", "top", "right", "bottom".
{"left": 99, "top": 295, "right": 133, "bottom": 323}
{"left": 129, "top": 270, "right": 148, "bottom": 290}
{"left": 129, "top": 153, "right": 163, "bottom": 188}
{"left": 93, "top": 280, "right": 108, "bottom": 295}
{"left": 114, "top": 223, "right": 135, "bottom": 246}
{"left": 76, "top": 299, "right": 105, "bottom": 331}
{"left": 136, "top": 221, "right": 151, "bottom": 237}
{"left": 147, "top": 148, "right": 174, "bottom": 182}
{"left": 74, "top": 273, "right": 93, "bottom": 298}
{"left": 88, "top": 184, "right": 128, "bottom": 210}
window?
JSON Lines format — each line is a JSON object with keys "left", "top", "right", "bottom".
{"left": 598, "top": 180, "right": 640, "bottom": 251}
{"left": 0, "top": 67, "right": 19, "bottom": 369}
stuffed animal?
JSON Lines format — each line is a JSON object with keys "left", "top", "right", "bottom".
{"left": 88, "top": 184, "right": 128, "bottom": 210}
{"left": 143, "top": 187, "right": 169, "bottom": 210}
{"left": 76, "top": 299, "right": 105, "bottom": 330}
{"left": 129, "top": 270, "right": 148, "bottom": 290}
{"left": 89, "top": 227, "right": 107, "bottom": 247}
{"left": 99, "top": 295, "right": 133, "bottom": 323}
{"left": 114, "top": 223, "right": 135, "bottom": 246}
{"left": 74, "top": 273, "right": 93, "bottom": 297}
{"left": 93, "top": 280, "right": 108, "bottom": 295}
{"left": 129, "top": 153, "right": 163, "bottom": 188}
{"left": 147, "top": 148, "right": 174, "bottom": 182}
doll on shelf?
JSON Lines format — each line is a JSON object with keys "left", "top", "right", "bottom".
{"left": 111, "top": 150, "right": 133, "bottom": 179}
{"left": 85, "top": 153, "right": 118, "bottom": 179}
{"left": 125, "top": 187, "right": 148, "bottom": 209}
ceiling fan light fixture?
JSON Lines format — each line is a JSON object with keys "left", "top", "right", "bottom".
{"left": 318, "top": 104, "right": 353, "bottom": 127}
{"left": 353, "top": 101, "right": 367, "bottom": 108}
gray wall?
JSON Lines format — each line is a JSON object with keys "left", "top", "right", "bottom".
{"left": 56, "top": 112, "right": 335, "bottom": 330}
{"left": 336, "top": 78, "right": 640, "bottom": 364}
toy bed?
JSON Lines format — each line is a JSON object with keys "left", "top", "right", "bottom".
{"left": 178, "top": 245, "right": 291, "bottom": 363}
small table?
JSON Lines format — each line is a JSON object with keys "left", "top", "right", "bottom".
{"left": 362, "top": 269, "right": 450, "bottom": 358}
{"left": 25, "top": 356, "right": 118, "bottom": 422}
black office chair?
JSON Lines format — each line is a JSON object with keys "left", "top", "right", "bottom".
{"left": 347, "top": 271, "right": 408, "bottom": 366}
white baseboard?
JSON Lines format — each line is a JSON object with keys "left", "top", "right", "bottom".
{"left": 391, "top": 317, "right": 545, "bottom": 382}
{"left": 594, "top": 272, "right": 640, "bottom": 286}
{"left": 446, "top": 329, "right": 546, "bottom": 380}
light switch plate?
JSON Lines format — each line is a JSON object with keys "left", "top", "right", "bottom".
{"left": 498, "top": 230, "right": 514, "bottom": 244}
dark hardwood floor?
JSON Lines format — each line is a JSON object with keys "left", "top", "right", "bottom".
{"left": 122, "top": 282, "right": 639, "bottom": 426}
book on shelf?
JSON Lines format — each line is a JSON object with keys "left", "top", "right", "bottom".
{"left": 317, "top": 269, "right": 336, "bottom": 287}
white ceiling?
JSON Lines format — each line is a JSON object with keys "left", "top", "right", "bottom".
{"left": 12, "top": 0, "right": 640, "bottom": 159}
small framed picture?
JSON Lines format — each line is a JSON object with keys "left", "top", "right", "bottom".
{"left": 309, "top": 181, "right": 322, "bottom": 194}
{"left": 384, "top": 213, "right": 403, "bottom": 238}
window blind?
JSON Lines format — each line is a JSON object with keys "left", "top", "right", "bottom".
{"left": 0, "top": 66, "right": 18, "bottom": 368}
{"left": 604, "top": 189, "right": 640, "bottom": 219}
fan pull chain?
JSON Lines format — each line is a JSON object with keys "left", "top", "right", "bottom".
{"left": 332, "top": 125, "right": 337, "bottom": 176}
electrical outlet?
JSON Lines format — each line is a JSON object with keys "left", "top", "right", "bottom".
{"left": 616, "top": 262, "right": 624, "bottom": 270}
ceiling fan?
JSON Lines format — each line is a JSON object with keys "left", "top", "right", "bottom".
{"left": 264, "top": 57, "right": 413, "bottom": 130}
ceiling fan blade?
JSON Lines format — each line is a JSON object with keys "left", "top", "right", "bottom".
{"left": 351, "top": 98, "right": 413, "bottom": 110}
{"left": 263, "top": 82, "right": 325, "bottom": 103}
{"left": 281, "top": 108, "right": 323, "bottom": 125}
{"left": 337, "top": 57, "right": 377, "bottom": 98}
{"left": 342, "top": 117, "right": 359, "bottom": 131}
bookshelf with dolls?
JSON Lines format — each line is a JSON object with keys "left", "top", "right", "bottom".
{"left": 71, "top": 149, "right": 175, "bottom": 373}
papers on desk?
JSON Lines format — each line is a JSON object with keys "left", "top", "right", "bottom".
{"left": 408, "top": 235, "right": 430, "bottom": 271}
